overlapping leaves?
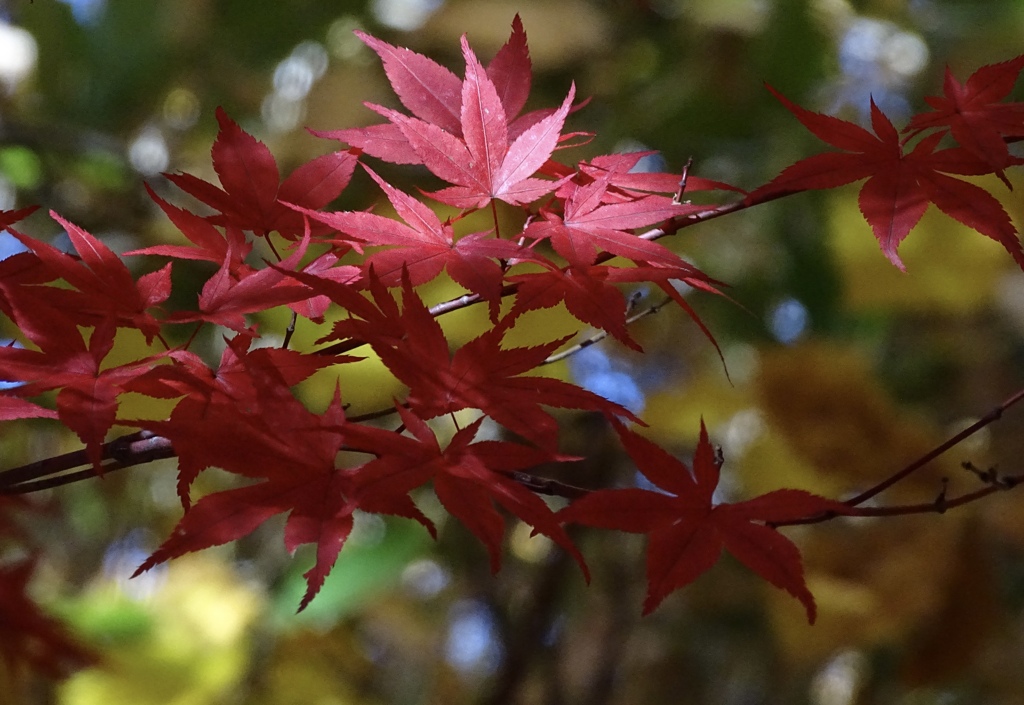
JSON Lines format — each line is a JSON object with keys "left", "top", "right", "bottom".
{"left": 2, "top": 20, "right": 1024, "bottom": 654}
{"left": 750, "top": 58, "right": 1024, "bottom": 271}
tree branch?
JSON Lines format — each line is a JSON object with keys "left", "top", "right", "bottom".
{"left": 0, "top": 431, "right": 174, "bottom": 494}
{"left": 842, "top": 386, "right": 1024, "bottom": 507}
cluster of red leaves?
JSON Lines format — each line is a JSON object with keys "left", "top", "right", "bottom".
{"left": 1, "top": 18, "right": 1023, "bottom": 672}
{"left": 748, "top": 56, "right": 1024, "bottom": 270}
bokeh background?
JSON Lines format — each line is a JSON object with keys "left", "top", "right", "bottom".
{"left": 2, "top": 0, "right": 1024, "bottom": 703}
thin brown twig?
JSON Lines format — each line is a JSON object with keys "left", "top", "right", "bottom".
{"left": 540, "top": 294, "right": 668, "bottom": 366}
{"left": 774, "top": 474, "right": 1022, "bottom": 527}
{"left": 0, "top": 431, "right": 175, "bottom": 494}
{"left": 842, "top": 386, "right": 1024, "bottom": 507}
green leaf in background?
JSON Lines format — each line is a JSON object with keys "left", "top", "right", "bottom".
{"left": 0, "top": 146, "right": 43, "bottom": 190}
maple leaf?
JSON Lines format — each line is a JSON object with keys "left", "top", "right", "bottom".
{"left": 365, "top": 274, "right": 640, "bottom": 449}
{"left": 0, "top": 205, "right": 39, "bottom": 231}
{"left": 0, "top": 395, "right": 57, "bottom": 421}
{"left": 135, "top": 391, "right": 356, "bottom": 611}
{"left": 0, "top": 250, "right": 52, "bottom": 318}
{"left": 285, "top": 268, "right": 639, "bottom": 446}
{"left": 128, "top": 335, "right": 354, "bottom": 506}
{"left": 135, "top": 361, "right": 422, "bottom": 611}
{"left": 524, "top": 172, "right": 705, "bottom": 267}
{"left": 164, "top": 108, "right": 358, "bottom": 238}
{"left": 347, "top": 406, "right": 587, "bottom": 576}
{"left": 0, "top": 301, "right": 159, "bottom": 470}
{"left": 284, "top": 250, "right": 363, "bottom": 323}
{"left": 559, "top": 420, "right": 845, "bottom": 622}
{"left": 321, "top": 19, "right": 574, "bottom": 209}
{"left": 508, "top": 253, "right": 724, "bottom": 354}
{"left": 127, "top": 184, "right": 254, "bottom": 274}
{"left": 280, "top": 263, "right": 409, "bottom": 354}
{"left": 749, "top": 86, "right": 1024, "bottom": 271}
{"left": 378, "top": 66, "right": 575, "bottom": 208}
{"left": 7, "top": 211, "right": 171, "bottom": 343}
{"left": 0, "top": 497, "right": 95, "bottom": 677}
{"left": 904, "top": 55, "right": 1024, "bottom": 177}
{"left": 288, "top": 165, "right": 524, "bottom": 310}
{"left": 507, "top": 259, "right": 643, "bottom": 350}
{"left": 165, "top": 230, "right": 321, "bottom": 333}
{"left": 572, "top": 151, "right": 745, "bottom": 197}
{"left": 317, "top": 16, "right": 540, "bottom": 165}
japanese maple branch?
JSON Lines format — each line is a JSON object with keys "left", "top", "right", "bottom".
{"left": 775, "top": 471, "right": 1023, "bottom": 527}
{"left": 770, "top": 386, "right": 1024, "bottom": 527}
{"left": 313, "top": 198, "right": 751, "bottom": 356}
{"left": 0, "top": 188, "right": 960, "bottom": 502}
{"left": 845, "top": 385, "right": 1024, "bottom": 506}
{"left": 329, "top": 295, "right": 666, "bottom": 425}
{"left": 513, "top": 383, "right": 1024, "bottom": 514}
{"left": 0, "top": 430, "right": 174, "bottom": 494}
{"left": 540, "top": 293, "right": 669, "bottom": 366}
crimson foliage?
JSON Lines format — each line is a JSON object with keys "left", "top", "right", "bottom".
{"left": 1, "top": 16, "right": 1023, "bottom": 676}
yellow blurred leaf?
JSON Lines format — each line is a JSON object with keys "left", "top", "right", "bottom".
{"left": 59, "top": 554, "right": 262, "bottom": 705}
{"left": 829, "top": 181, "right": 1014, "bottom": 316}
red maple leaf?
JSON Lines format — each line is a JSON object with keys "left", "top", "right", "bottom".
{"left": 0, "top": 250, "right": 51, "bottom": 319}
{"left": 0, "top": 302, "right": 159, "bottom": 469}
{"left": 569, "top": 151, "right": 744, "bottom": 197}
{"left": 0, "top": 395, "right": 57, "bottom": 421}
{"left": 134, "top": 389, "right": 357, "bottom": 611}
{"left": 164, "top": 108, "right": 358, "bottom": 238}
{"left": 165, "top": 230, "right": 326, "bottom": 333}
{"left": 377, "top": 51, "right": 574, "bottom": 209}
{"left": 127, "top": 335, "right": 355, "bottom": 506}
{"left": 288, "top": 165, "right": 524, "bottom": 308}
{"left": 0, "top": 558, "right": 96, "bottom": 677}
{"left": 291, "top": 270, "right": 639, "bottom": 448}
{"left": 524, "top": 171, "right": 705, "bottom": 267}
{"left": 0, "top": 205, "right": 39, "bottom": 231}
{"left": 134, "top": 359, "right": 422, "bottom": 611}
{"left": 7, "top": 212, "right": 171, "bottom": 343}
{"left": 379, "top": 276, "right": 640, "bottom": 449}
{"left": 508, "top": 255, "right": 724, "bottom": 354}
{"left": 749, "top": 86, "right": 1024, "bottom": 271}
{"left": 282, "top": 264, "right": 408, "bottom": 353}
{"left": 0, "top": 497, "right": 96, "bottom": 676}
{"left": 559, "top": 419, "right": 845, "bottom": 621}
{"left": 347, "top": 405, "right": 587, "bottom": 576}
{"left": 904, "top": 55, "right": 1024, "bottom": 177}
{"left": 507, "top": 259, "right": 644, "bottom": 350}
{"left": 284, "top": 250, "right": 363, "bottom": 323}
{"left": 317, "top": 16, "right": 545, "bottom": 165}
{"left": 323, "top": 18, "right": 574, "bottom": 210}
{"left": 128, "top": 184, "right": 254, "bottom": 274}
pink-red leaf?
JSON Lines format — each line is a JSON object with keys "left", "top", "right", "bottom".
{"left": 561, "top": 420, "right": 842, "bottom": 622}
{"left": 752, "top": 87, "right": 1024, "bottom": 271}
{"left": 0, "top": 395, "right": 57, "bottom": 421}
{"left": 905, "top": 55, "right": 1024, "bottom": 172}
{"left": 354, "top": 30, "right": 463, "bottom": 134}
{"left": 167, "top": 109, "right": 356, "bottom": 238}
